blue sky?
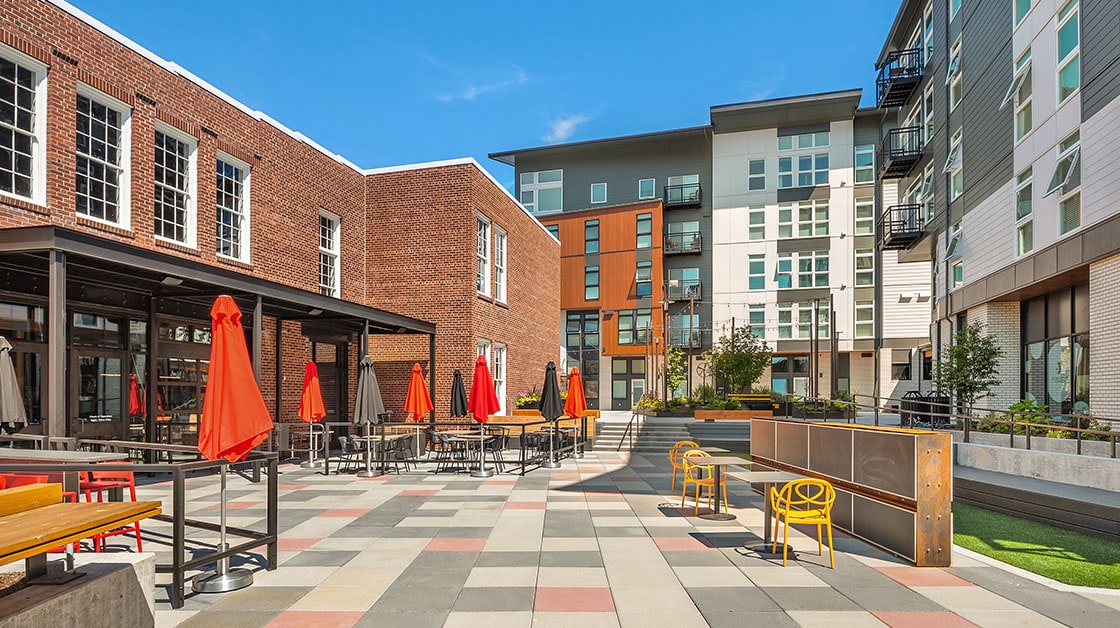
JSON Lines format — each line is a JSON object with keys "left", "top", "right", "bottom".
{"left": 70, "top": 0, "right": 900, "bottom": 186}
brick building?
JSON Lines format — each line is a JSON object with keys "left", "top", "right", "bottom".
{"left": 0, "top": 0, "right": 558, "bottom": 444}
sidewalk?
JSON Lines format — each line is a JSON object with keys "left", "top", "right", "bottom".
{"left": 132, "top": 452, "right": 1120, "bottom": 627}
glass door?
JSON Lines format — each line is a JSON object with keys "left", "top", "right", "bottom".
{"left": 71, "top": 350, "right": 126, "bottom": 439}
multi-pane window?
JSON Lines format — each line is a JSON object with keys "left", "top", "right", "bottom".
{"left": 520, "top": 170, "right": 562, "bottom": 213}
{"left": 920, "top": 162, "right": 935, "bottom": 221}
{"left": 797, "top": 302, "right": 829, "bottom": 339}
{"left": 638, "top": 178, "right": 655, "bottom": 200}
{"left": 584, "top": 265, "right": 600, "bottom": 300}
{"left": 584, "top": 219, "right": 599, "bottom": 254}
{"left": 0, "top": 48, "right": 46, "bottom": 202}
{"left": 748, "top": 304, "right": 765, "bottom": 338}
{"left": 76, "top": 91, "right": 128, "bottom": 224}
{"left": 778, "top": 132, "right": 829, "bottom": 150}
{"left": 636, "top": 213, "right": 652, "bottom": 249}
{"left": 777, "top": 132, "right": 828, "bottom": 189}
{"left": 748, "top": 205, "right": 765, "bottom": 240}
{"left": 492, "top": 343, "right": 506, "bottom": 414}
{"left": 667, "top": 267, "right": 701, "bottom": 300}
{"left": 778, "top": 201, "right": 828, "bottom": 237}
{"left": 635, "top": 261, "right": 652, "bottom": 298}
{"left": 947, "top": 35, "right": 963, "bottom": 111}
{"left": 216, "top": 155, "right": 249, "bottom": 261}
{"left": 854, "top": 146, "right": 874, "bottom": 183}
{"left": 1016, "top": 167, "right": 1033, "bottom": 256}
{"left": 1003, "top": 49, "right": 1033, "bottom": 141}
{"left": 1057, "top": 0, "right": 1080, "bottom": 104}
{"left": 777, "top": 253, "right": 793, "bottom": 289}
{"left": 748, "top": 159, "right": 765, "bottom": 191}
{"left": 952, "top": 261, "right": 964, "bottom": 289}
{"left": 1059, "top": 192, "right": 1081, "bottom": 236}
{"left": 945, "top": 128, "right": 963, "bottom": 201}
{"left": 778, "top": 157, "right": 793, "bottom": 189}
{"left": 1045, "top": 130, "right": 1080, "bottom": 197}
{"left": 799, "top": 153, "right": 829, "bottom": 187}
{"left": 154, "top": 127, "right": 196, "bottom": 245}
{"left": 950, "top": 0, "right": 961, "bottom": 21}
{"left": 778, "top": 203, "right": 794, "bottom": 238}
{"left": 854, "top": 198, "right": 875, "bottom": 235}
{"left": 1016, "top": 0, "right": 1033, "bottom": 25}
{"left": 545, "top": 224, "right": 559, "bottom": 239}
{"left": 777, "top": 303, "right": 793, "bottom": 339}
{"left": 748, "top": 255, "right": 765, "bottom": 290}
{"left": 319, "top": 211, "right": 340, "bottom": 297}
{"left": 591, "top": 182, "right": 607, "bottom": 204}
{"left": 797, "top": 250, "right": 829, "bottom": 288}
{"left": 668, "top": 314, "right": 700, "bottom": 348}
{"left": 923, "top": 83, "right": 935, "bottom": 145}
{"left": 666, "top": 220, "right": 700, "bottom": 253}
{"left": 923, "top": 1, "right": 934, "bottom": 62}
{"left": 855, "top": 248, "right": 874, "bottom": 286}
{"left": 618, "top": 308, "right": 652, "bottom": 345}
{"left": 493, "top": 226, "right": 507, "bottom": 301}
{"left": 855, "top": 300, "right": 874, "bottom": 338}
{"left": 476, "top": 216, "right": 491, "bottom": 295}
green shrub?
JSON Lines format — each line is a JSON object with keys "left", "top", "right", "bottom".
{"left": 693, "top": 384, "right": 716, "bottom": 406}
{"left": 633, "top": 394, "right": 664, "bottom": 413}
{"left": 1003, "top": 399, "right": 1050, "bottom": 436}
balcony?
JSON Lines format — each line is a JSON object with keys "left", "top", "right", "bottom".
{"left": 878, "top": 204, "right": 925, "bottom": 251}
{"left": 663, "top": 183, "right": 702, "bottom": 208}
{"left": 876, "top": 48, "right": 923, "bottom": 109}
{"left": 878, "top": 127, "right": 923, "bottom": 179}
{"left": 665, "top": 280, "right": 702, "bottom": 302}
{"left": 664, "top": 232, "right": 702, "bottom": 255}
{"left": 668, "top": 328, "right": 702, "bottom": 348}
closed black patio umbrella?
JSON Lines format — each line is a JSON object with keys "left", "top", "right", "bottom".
{"left": 538, "top": 361, "right": 564, "bottom": 469}
{"left": 353, "top": 355, "right": 386, "bottom": 477}
{"left": 450, "top": 368, "right": 468, "bottom": 420}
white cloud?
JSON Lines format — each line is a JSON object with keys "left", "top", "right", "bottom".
{"left": 543, "top": 114, "right": 589, "bottom": 143}
{"left": 438, "top": 70, "right": 527, "bottom": 102}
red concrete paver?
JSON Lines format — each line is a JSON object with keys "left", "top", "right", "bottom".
{"left": 399, "top": 489, "right": 440, "bottom": 496}
{"left": 504, "top": 501, "right": 546, "bottom": 509}
{"left": 872, "top": 611, "right": 976, "bottom": 627}
{"left": 277, "top": 484, "right": 310, "bottom": 491}
{"left": 277, "top": 538, "right": 322, "bottom": 552}
{"left": 534, "top": 587, "right": 615, "bottom": 612}
{"left": 318, "top": 508, "right": 372, "bottom": 517}
{"left": 265, "top": 610, "right": 364, "bottom": 628}
{"left": 424, "top": 537, "right": 488, "bottom": 552}
{"left": 653, "top": 536, "right": 716, "bottom": 551}
{"left": 874, "top": 567, "right": 974, "bottom": 587}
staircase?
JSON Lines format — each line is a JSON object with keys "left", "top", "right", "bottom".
{"left": 593, "top": 415, "right": 693, "bottom": 453}
{"left": 688, "top": 421, "right": 751, "bottom": 453}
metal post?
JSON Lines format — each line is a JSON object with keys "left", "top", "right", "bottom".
{"left": 252, "top": 296, "right": 262, "bottom": 383}
{"left": 811, "top": 299, "right": 820, "bottom": 400}
{"left": 47, "top": 250, "right": 66, "bottom": 441}
{"left": 429, "top": 333, "right": 437, "bottom": 448}
{"left": 687, "top": 297, "right": 694, "bottom": 398}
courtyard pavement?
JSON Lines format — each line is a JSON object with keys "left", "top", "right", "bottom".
{"left": 132, "top": 451, "right": 1120, "bottom": 628}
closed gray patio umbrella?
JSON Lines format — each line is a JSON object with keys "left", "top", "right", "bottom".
{"left": 538, "top": 361, "right": 563, "bottom": 469}
{"left": 0, "top": 336, "right": 27, "bottom": 432}
{"left": 353, "top": 355, "right": 386, "bottom": 477}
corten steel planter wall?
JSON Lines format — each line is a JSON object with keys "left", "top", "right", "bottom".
{"left": 750, "top": 418, "right": 952, "bottom": 567}
{"left": 693, "top": 410, "right": 773, "bottom": 421}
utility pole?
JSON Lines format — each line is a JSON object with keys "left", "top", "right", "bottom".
{"left": 811, "top": 298, "right": 820, "bottom": 399}
{"left": 687, "top": 295, "right": 695, "bottom": 398}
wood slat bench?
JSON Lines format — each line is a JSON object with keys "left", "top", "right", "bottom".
{"left": 0, "top": 484, "right": 161, "bottom": 580}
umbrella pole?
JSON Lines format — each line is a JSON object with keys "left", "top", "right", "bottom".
{"left": 574, "top": 417, "right": 584, "bottom": 459}
{"left": 357, "top": 422, "right": 375, "bottom": 478}
{"left": 470, "top": 422, "right": 493, "bottom": 478}
{"left": 301, "top": 423, "right": 322, "bottom": 469}
{"left": 542, "top": 421, "right": 560, "bottom": 469}
{"left": 193, "top": 462, "right": 254, "bottom": 593}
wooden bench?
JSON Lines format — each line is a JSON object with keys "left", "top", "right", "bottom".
{"left": 727, "top": 393, "right": 776, "bottom": 411}
{"left": 0, "top": 484, "right": 161, "bottom": 580}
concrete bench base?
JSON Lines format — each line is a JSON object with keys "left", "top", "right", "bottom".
{"left": 0, "top": 554, "right": 154, "bottom": 628}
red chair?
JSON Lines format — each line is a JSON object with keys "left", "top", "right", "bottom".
{"left": 80, "top": 464, "right": 143, "bottom": 552}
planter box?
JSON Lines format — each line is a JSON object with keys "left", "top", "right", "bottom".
{"left": 791, "top": 408, "right": 854, "bottom": 420}
{"left": 694, "top": 410, "right": 773, "bottom": 421}
{"left": 512, "top": 409, "right": 542, "bottom": 416}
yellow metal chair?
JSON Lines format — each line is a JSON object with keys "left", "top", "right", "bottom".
{"left": 680, "top": 450, "right": 727, "bottom": 516}
{"left": 669, "top": 440, "right": 699, "bottom": 491}
{"left": 770, "top": 478, "right": 836, "bottom": 568}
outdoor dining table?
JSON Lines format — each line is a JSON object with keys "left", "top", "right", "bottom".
{"left": 0, "top": 449, "right": 130, "bottom": 494}
{"left": 350, "top": 433, "right": 410, "bottom": 475}
{"left": 693, "top": 456, "right": 750, "bottom": 521}
{"left": 725, "top": 469, "right": 804, "bottom": 554}
{"left": 448, "top": 435, "right": 500, "bottom": 478}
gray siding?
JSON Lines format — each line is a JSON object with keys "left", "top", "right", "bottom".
{"left": 958, "top": 0, "right": 1014, "bottom": 224}
{"left": 1083, "top": 0, "right": 1120, "bottom": 120}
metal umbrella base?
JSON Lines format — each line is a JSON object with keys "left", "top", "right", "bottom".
{"left": 300, "top": 423, "right": 323, "bottom": 468}
{"left": 541, "top": 424, "right": 561, "bottom": 468}
{"left": 470, "top": 424, "right": 494, "bottom": 478}
{"left": 193, "top": 466, "right": 254, "bottom": 594}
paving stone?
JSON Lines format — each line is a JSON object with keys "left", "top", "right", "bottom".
{"left": 762, "top": 586, "right": 864, "bottom": 611}
{"left": 282, "top": 550, "right": 360, "bottom": 568}
{"left": 453, "top": 586, "right": 536, "bottom": 611}
{"left": 686, "top": 586, "right": 781, "bottom": 613}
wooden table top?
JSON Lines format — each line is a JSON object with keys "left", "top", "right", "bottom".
{"left": 0, "top": 501, "right": 161, "bottom": 564}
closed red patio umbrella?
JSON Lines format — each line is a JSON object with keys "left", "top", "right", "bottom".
{"left": 565, "top": 366, "right": 589, "bottom": 459}
{"left": 467, "top": 355, "right": 501, "bottom": 478}
{"left": 298, "top": 361, "right": 326, "bottom": 423}
{"left": 128, "top": 374, "right": 144, "bottom": 418}
{"left": 404, "top": 363, "right": 433, "bottom": 422}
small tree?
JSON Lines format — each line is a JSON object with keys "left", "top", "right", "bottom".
{"left": 708, "top": 325, "right": 772, "bottom": 394}
{"left": 932, "top": 322, "right": 1004, "bottom": 412}
{"left": 665, "top": 346, "right": 687, "bottom": 399}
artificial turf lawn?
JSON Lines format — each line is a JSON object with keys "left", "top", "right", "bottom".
{"left": 953, "top": 502, "right": 1120, "bottom": 589}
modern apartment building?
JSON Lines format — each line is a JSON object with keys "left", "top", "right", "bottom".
{"left": 711, "top": 91, "right": 931, "bottom": 400}
{"left": 491, "top": 128, "right": 713, "bottom": 407}
{"left": 875, "top": 0, "right": 1119, "bottom": 415}
{"left": 0, "top": 0, "right": 559, "bottom": 443}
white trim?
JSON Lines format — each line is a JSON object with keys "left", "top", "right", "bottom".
{"left": 493, "top": 225, "right": 507, "bottom": 303}
{"left": 216, "top": 150, "right": 252, "bottom": 264}
{"left": 590, "top": 182, "right": 607, "bottom": 204}
{"left": 152, "top": 121, "right": 198, "bottom": 249}
{"left": 318, "top": 209, "right": 341, "bottom": 298}
{"left": 638, "top": 178, "right": 656, "bottom": 200}
{"left": 476, "top": 214, "right": 491, "bottom": 297}
{"left": 75, "top": 82, "right": 132, "bottom": 230}
{"left": 0, "top": 43, "right": 48, "bottom": 206}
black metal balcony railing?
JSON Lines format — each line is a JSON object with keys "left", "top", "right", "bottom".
{"left": 876, "top": 48, "right": 923, "bottom": 109}
{"left": 878, "top": 203, "right": 925, "bottom": 251}
{"left": 665, "top": 281, "right": 702, "bottom": 302}
{"left": 668, "top": 328, "right": 702, "bottom": 348}
{"left": 664, "top": 231, "right": 702, "bottom": 254}
{"left": 663, "top": 183, "right": 702, "bottom": 208}
{"left": 878, "top": 127, "right": 923, "bottom": 180}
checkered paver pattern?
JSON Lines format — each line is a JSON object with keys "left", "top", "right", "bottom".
{"left": 123, "top": 453, "right": 1120, "bottom": 627}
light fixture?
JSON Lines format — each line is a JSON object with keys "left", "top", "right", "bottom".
{"left": 160, "top": 276, "right": 183, "bottom": 286}
{"left": 308, "top": 308, "right": 323, "bottom": 316}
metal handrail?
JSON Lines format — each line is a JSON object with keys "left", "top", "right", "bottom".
{"left": 664, "top": 231, "right": 702, "bottom": 253}
{"left": 663, "top": 183, "right": 702, "bottom": 206}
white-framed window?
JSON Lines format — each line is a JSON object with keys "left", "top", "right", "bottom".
{"left": 796, "top": 199, "right": 829, "bottom": 237}
{"left": 945, "top": 128, "right": 963, "bottom": 201}
{"left": 920, "top": 162, "right": 936, "bottom": 221}
{"left": 778, "top": 132, "right": 829, "bottom": 150}
{"left": 855, "top": 248, "right": 874, "bottom": 286}
{"left": 638, "top": 178, "right": 655, "bottom": 200}
{"left": 778, "top": 203, "right": 794, "bottom": 238}
{"left": 153, "top": 123, "right": 198, "bottom": 246}
{"left": 778, "top": 157, "right": 793, "bottom": 189}
{"left": 748, "top": 254, "right": 765, "bottom": 290}
{"left": 777, "top": 303, "right": 793, "bottom": 339}
{"left": 854, "top": 146, "right": 874, "bottom": 184}
{"left": 1059, "top": 191, "right": 1081, "bottom": 235}
{"left": 590, "top": 182, "right": 607, "bottom": 204}
{"left": 923, "top": 1, "right": 935, "bottom": 62}
{"left": 1015, "top": 167, "right": 1033, "bottom": 256}
{"left": 493, "top": 226, "right": 507, "bottom": 302}
{"left": 492, "top": 343, "right": 506, "bottom": 414}
{"left": 950, "top": 0, "right": 961, "bottom": 21}
{"left": 748, "top": 205, "right": 766, "bottom": 240}
{"left": 923, "top": 82, "right": 935, "bottom": 145}
{"left": 777, "top": 154, "right": 828, "bottom": 190}
{"left": 520, "top": 170, "right": 562, "bottom": 213}
{"left": 477, "top": 340, "right": 490, "bottom": 365}
{"left": 947, "top": 35, "right": 963, "bottom": 111}
{"left": 0, "top": 46, "right": 47, "bottom": 204}
{"left": 1001, "top": 49, "right": 1033, "bottom": 142}
{"left": 946, "top": 220, "right": 963, "bottom": 260}
{"left": 1057, "top": 0, "right": 1079, "bottom": 104}
{"left": 75, "top": 85, "right": 131, "bottom": 227}
{"left": 318, "top": 210, "right": 340, "bottom": 297}
{"left": 855, "top": 300, "right": 874, "bottom": 338}
{"left": 1045, "top": 130, "right": 1080, "bottom": 197}
{"left": 797, "top": 250, "right": 829, "bottom": 288}
{"left": 476, "top": 215, "right": 491, "bottom": 295}
{"left": 784, "top": 301, "right": 828, "bottom": 339}
{"left": 748, "top": 304, "right": 766, "bottom": 338}
{"left": 748, "top": 159, "right": 765, "bottom": 191}
{"left": 951, "top": 261, "right": 964, "bottom": 289}
{"left": 855, "top": 197, "right": 874, "bottom": 235}
{"left": 635, "top": 261, "right": 652, "bottom": 298}
{"left": 216, "top": 153, "right": 250, "bottom": 262}
{"left": 1016, "top": 0, "right": 1033, "bottom": 25}
{"left": 904, "top": 100, "right": 922, "bottom": 137}
{"left": 777, "top": 253, "right": 793, "bottom": 289}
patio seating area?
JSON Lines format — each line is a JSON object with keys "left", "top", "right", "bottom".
{"left": 118, "top": 451, "right": 1120, "bottom": 627}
